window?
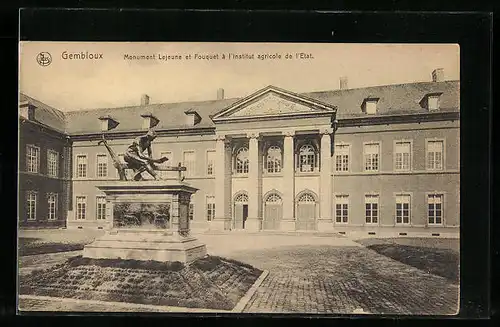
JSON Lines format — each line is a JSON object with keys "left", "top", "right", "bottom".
{"left": 394, "top": 141, "right": 411, "bottom": 171}
{"left": 266, "top": 193, "right": 282, "bottom": 203}
{"left": 427, "top": 140, "right": 444, "bottom": 170}
{"left": 365, "top": 194, "right": 379, "bottom": 224}
{"left": 234, "top": 193, "right": 249, "bottom": 203}
{"left": 395, "top": 194, "right": 411, "bottom": 224}
{"left": 206, "top": 150, "right": 215, "bottom": 176}
{"left": 428, "top": 194, "right": 444, "bottom": 225}
{"left": 298, "top": 193, "right": 315, "bottom": 203}
{"left": 183, "top": 151, "right": 196, "bottom": 177}
{"left": 364, "top": 101, "right": 378, "bottom": 114}
{"left": 158, "top": 151, "right": 173, "bottom": 178}
{"left": 266, "top": 145, "right": 282, "bottom": 173}
{"left": 96, "top": 154, "right": 108, "bottom": 178}
{"left": 335, "top": 144, "right": 350, "bottom": 172}
{"left": 76, "top": 155, "right": 87, "bottom": 178}
{"left": 47, "top": 193, "right": 58, "bottom": 220}
{"left": 428, "top": 95, "right": 440, "bottom": 111}
{"left": 206, "top": 195, "right": 215, "bottom": 221}
{"left": 335, "top": 195, "right": 349, "bottom": 223}
{"left": 26, "top": 145, "right": 40, "bottom": 173}
{"left": 364, "top": 143, "right": 380, "bottom": 172}
{"left": 76, "top": 196, "right": 87, "bottom": 220}
{"left": 298, "top": 144, "right": 317, "bottom": 172}
{"left": 96, "top": 196, "right": 106, "bottom": 220}
{"left": 26, "top": 191, "right": 37, "bottom": 220}
{"left": 47, "top": 150, "right": 59, "bottom": 177}
{"left": 235, "top": 147, "right": 249, "bottom": 174}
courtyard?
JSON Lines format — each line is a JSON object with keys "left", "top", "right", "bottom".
{"left": 18, "top": 230, "right": 459, "bottom": 315}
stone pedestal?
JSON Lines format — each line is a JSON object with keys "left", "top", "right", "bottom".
{"left": 83, "top": 181, "right": 207, "bottom": 263}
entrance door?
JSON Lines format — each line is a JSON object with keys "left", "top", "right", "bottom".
{"left": 242, "top": 204, "right": 248, "bottom": 229}
{"left": 264, "top": 193, "right": 282, "bottom": 230}
{"left": 233, "top": 192, "right": 249, "bottom": 230}
{"left": 296, "top": 192, "right": 317, "bottom": 230}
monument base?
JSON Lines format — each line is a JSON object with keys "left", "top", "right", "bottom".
{"left": 82, "top": 229, "right": 207, "bottom": 263}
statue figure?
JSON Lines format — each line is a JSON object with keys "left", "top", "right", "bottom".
{"left": 98, "top": 129, "right": 185, "bottom": 181}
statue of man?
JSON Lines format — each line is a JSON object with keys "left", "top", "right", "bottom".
{"left": 124, "top": 129, "right": 167, "bottom": 181}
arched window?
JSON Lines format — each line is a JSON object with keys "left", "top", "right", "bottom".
{"left": 298, "top": 193, "right": 316, "bottom": 203}
{"left": 234, "top": 193, "right": 249, "bottom": 203}
{"left": 266, "top": 145, "right": 282, "bottom": 173}
{"left": 298, "top": 144, "right": 317, "bottom": 172}
{"left": 235, "top": 147, "right": 249, "bottom": 174}
{"left": 265, "top": 193, "right": 282, "bottom": 203}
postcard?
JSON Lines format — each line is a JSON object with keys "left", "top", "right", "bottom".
{"left": 18, "top": 42, "right": 460, "bottom": 314}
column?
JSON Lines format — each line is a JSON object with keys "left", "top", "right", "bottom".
{"left": 212, "top": 134, "right": 232, "bottom": 230}
{"left": 318, "top": 128, "right": 334, "bottom": 231}
{"left": 281, "top": 130, "right": 296, "bottom": 231}
{"left": 62, "top": 143, "right": 73, "bottom": 227}
{"left": 246, "top": 132, "right": 262, "bottom": 231}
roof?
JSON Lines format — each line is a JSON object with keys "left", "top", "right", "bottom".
{"left": 21, "top": 80, "right": 460, "bottom": 135}
{"left": 19, "top": 93, "right": 67, "bottom": 133}
{"left": 64, "top": 98, "right": 240, "bottom": 134}
{"left": 303, "top": 80, "right": 459, "bottom": 118}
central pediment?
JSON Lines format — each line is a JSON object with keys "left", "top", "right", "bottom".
{"left": 211, "top": 85, "right": 336, "bottom": 122}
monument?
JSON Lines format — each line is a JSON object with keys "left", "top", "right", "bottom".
{"left": 82, "top": 128, "right": 207, "bottom": 263}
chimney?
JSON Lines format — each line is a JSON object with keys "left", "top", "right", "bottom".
{"left": 432, "top": 68, "right": 445, "bottom": 82}
{"left": 339, "top": 76, "right": 348, "bottom": 90}
{"left": 217, "top": 88, "right": 224, "bottom": 100}
{"left": 141, "top": 94, "right": 150, "bottom": 105}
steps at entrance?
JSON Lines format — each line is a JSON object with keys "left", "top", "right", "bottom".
{"left": 200, "top": 230, "right": 347, "bottom": 238}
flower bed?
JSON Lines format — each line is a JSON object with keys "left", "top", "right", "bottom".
{"left": 357, "top": 239, "right": 459, "bottom": 283}
{"left": 19, "top": 255, "right": 262, "bottom": 310}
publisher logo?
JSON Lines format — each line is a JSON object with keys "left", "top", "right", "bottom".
{"left": 36, "top": 52, "right": 52, "bottom": 66}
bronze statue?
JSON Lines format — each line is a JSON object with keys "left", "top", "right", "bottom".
{"left": 98, "top": 129, "right": 186, "bottom": 181}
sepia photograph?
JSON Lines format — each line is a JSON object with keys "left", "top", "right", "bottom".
{"left": 17, "top": 42, "right": 460, "bottom": 315}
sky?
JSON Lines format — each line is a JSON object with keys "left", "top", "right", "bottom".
{"left": 19, "top": 42, "right": 459, "bottom": 112}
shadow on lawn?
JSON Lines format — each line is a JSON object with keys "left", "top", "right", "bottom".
{"left": 367, "top": 244, "right": 459, "bottom": 283}
{"left": 18, "top": 238, "right": 87, "bottom": 256}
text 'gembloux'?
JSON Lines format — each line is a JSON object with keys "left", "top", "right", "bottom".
{"left": 61, "top": 51, "right": 104, "bottom": 60}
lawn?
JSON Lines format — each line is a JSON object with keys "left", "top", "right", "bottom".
{"left": 19, "top": 255, "right": 262, "bottom": 311}
{"left": 18, "top": 230, "right": 104, "bottom": 256}
{"left": 356, "top": 238, "right": 459, "bottom": 283}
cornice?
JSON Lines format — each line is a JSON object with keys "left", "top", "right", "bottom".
{"left": 68, "top": 127, "right": 216, "bottom": 141}
{"left": 337, "top": 111, "right": 459, "bottom": 127}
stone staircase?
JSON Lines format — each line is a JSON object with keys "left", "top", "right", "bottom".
{"left": 199, "top": 229, "right": 347, "bottom": 238}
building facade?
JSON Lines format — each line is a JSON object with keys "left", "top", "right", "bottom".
{"left": 18, "top": 95, "right": 71, "bottom": 229}
{"left": 19, "top": 69, "right": 460, "bottom": 237}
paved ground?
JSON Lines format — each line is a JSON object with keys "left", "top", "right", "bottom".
{"left": 18, "top": 232, "right": 459, "bottom": 315}
{"left": 229, "top": 245, "right": 458, "bottom": 314}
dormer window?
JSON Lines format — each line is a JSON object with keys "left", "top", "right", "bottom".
{"left": 19, "top": 101, "right": 35, "bottom": 120}
{"left": 420, "top": 92, "right": 443, "bottom": 111}
{"left": 362, "top": 97, "right": 379, "bottom": 115}
{"left": 98, "top": 115, "right": 119, "bottom": 132}
{"left": 184, "top": 109, "right": 201, "bottom": 126}
{"left": 141, "top": 112, "right": 159, "bottom": 129}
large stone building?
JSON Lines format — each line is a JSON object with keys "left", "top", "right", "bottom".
{"left": 18, "top": 68, "right": 460, "bottom": 237}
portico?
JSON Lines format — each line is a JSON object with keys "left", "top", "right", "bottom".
{"left": 210, "top": 85, "right": 337, "bottom": 232}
